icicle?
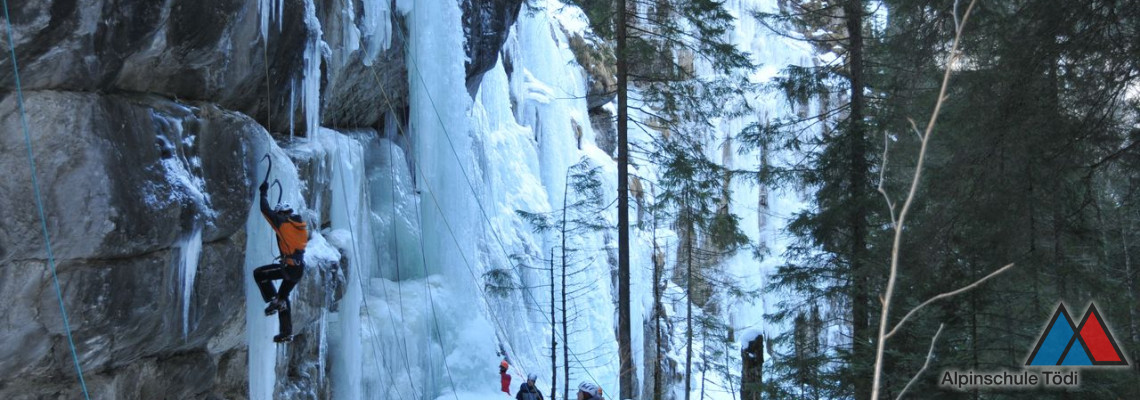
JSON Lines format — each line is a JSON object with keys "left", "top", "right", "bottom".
{"left": 318, "top": 311, "right": 327, "bottom": 388}
{"left": 300, "top": 0, "right": 323, "bottom": 139}
{"left": 258, "top": 0, "right": 287, "bottom": 39}
{"left": 177, "top": 225, "right": 203, "bottom": 338}
{"left": 258, "top": 0, "right": 269, "bottom": 40}
{"left": 340, "top": 0, "right": 362, "bottom": 68}
{"left": 395, "top": 0, "right": 414, "bottom": 15}
{"left": 289, "top": 78, "right": 296, "bottom": 140}
{"left": 360, "top": 0, "right": 392, "bottom": 65}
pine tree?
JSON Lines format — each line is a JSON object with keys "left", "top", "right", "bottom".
{"left": 568, "top": 0, "right": 756, "bottom": 397}
{"left": 518, "top": 158, "right": 610, "bottom": 400}
{"left": 747, "top": 0, "right": 882, "bottom": 397}
{"left": 754, "top": 0, "right": 1140, "bottom": 397}
{"left": 652, "top": 136, "right": 750, "bottom": 400}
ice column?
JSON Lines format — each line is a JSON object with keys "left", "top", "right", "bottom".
{"left": 176, "top": 226, "right": 203, "bottom": 338}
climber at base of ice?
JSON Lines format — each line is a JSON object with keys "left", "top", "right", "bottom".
{"left": 500, "top": 359, "right": 512, "bottom": 395}
{"left": 254, "top": 181, "right": 309, "bottom": 343}
{"left": 516, "top": 373, "right": 544, "bottom": 400}
{"left": 577, "top": 382, "right": 603, "bottom": 400}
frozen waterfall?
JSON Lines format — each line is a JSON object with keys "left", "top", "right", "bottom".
{"left": 238, "top": 0, "right": 817, "bottom": 398}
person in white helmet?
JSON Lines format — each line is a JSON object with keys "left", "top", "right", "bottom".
{"left": 577, "top": 382, "right": 603, "bottom": 400}
{"left": 516, "top": 373, "right": 544, "bottom": 400}
{"left": 254, "top": 180, "right": 308, "bottom": 343}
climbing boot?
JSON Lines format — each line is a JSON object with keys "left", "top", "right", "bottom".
{"left": 264, "top": 298, "right": 287, "bottom": 316}
{"left": 273, "top": 334, "right": 293, "bottom": 343}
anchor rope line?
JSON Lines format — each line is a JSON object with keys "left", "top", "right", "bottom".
{"left": 3, "top": 2, "right": 91, "bottom": 398}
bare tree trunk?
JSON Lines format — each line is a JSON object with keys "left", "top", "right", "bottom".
{"left": 652, "top": 185, "right": 664, "bottom": 400}
{"left": 685, "top": 218, "right": 694, "bottom": 400}
{"left": 842, "top": 1, "right": 871, "bottom": 399}
{"left": 551, "top": 247, "right": 557, "bottom": 400}
{"left": 617, "top": 0, "right": 634, "bottom": 397}
{"left": 726, "top": 337, "right": 738, "bottom": 400}
{"left": 563, "top": 231, "right": 570, "bottom": 400}
{"left": 742, "top": 336, "right": 763, "bottom": 400}
{"left": 700, "top": 334, "right": 708, "bottom": 400}
{"left": 970, "top": 267, "right": 979, "bottom": 400}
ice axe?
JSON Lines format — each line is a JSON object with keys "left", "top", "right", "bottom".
{"left": 271, "top": 179, "right": 283, "bottom": 206}
{"left": 259, "top": 154, "right": 285, "bottom": 206}
{"left": 260, "top": 154, "right": 273, "bottom": 185}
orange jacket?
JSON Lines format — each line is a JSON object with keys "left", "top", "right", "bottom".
{"left": 260, "top": 191, "right": 308, "bottom": 265}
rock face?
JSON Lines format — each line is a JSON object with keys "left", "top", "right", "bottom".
{"left": 0, "top": 92, "right": 262, "bottom": 399}
{"left": 567, "top": 32, "right": 616, "bottom": 110}
{"left": 462, "top": 0, "right": 524, "bottom": 95}
{"left": 0, "top": 0, "right": 523, "bottom": 398}
{"left": 0, "top": 0, "right": 408, "bottom": 135}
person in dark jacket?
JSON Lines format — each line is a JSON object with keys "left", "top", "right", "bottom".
{"left": 254, "top": 181, "right": 308, "bottom": 343}
{"left": 516, "top": 373, "right": 544, "bottom": 400}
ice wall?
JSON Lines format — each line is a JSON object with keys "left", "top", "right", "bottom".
{"left": 242, "top": 128, "right": 383, "bottom": 400}
{"left": 403, "top": 0, "right": 507, "bottom": 397}
{"left": 312, "top": 129, "right": 371, "bottom": 400}
{"left": 389, "top": 0, "right": 644, "bottom": 397}
{"left": 243, "top": 138, "right": 305, "bottom": 400}
{"left": 721, "top": 0, "right": 815, "bottom": 353}
{"left": 715, "top": 0, "right": 818, "bottom": 398}
{"left": 238, "top": 0, "right": 820, "bottom": 398}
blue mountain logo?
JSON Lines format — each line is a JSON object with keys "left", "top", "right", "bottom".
{"left": 1025, "top": 303, "right": 1128, "bottom": 366}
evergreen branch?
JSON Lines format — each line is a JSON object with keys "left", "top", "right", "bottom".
{"left": 751, "top": 12, "right": 852, "bottom": 45}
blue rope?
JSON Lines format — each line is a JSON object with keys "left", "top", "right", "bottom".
{"left": 3, "top": 2, "right": 91, "bottom": 398}
{"left": 395, "top": 14, "right": 613, "bottom": 395}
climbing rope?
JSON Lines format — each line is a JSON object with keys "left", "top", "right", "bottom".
{"left": 320, "top": 143, "right": 406, "bottom": 398}
{"left": 3, "top": 1, "right": 91, "bottom": 398}
{"left": 384, "top": 130, "right": 428, "bottom": 398}
{"left": 362, "top": 60, "right": 552, "bottom": 395}
{"left": 325, "top": 132, "right": 441, "bottom": 399}
{"left": 392, "top": 19, "right": 615, "bottom": 394}
{"left": 363, "top": 64, "right": 543, "bottom": 379}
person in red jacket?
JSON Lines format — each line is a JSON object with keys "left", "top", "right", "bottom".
{"left": 500, "top": 360, "right": 512, "bottom": 395}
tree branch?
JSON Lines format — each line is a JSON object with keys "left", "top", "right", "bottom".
{"left": 895, "top": 324, "right": 944, "bottom": 400}
{"left": 870, "top": 0, "right": 981, "bottom": 398}
{"left": 878, "top": 130, "right": 897, "bottom": 227}
{"left": 884, "top": 263, "right": 1015, "bottom": 339}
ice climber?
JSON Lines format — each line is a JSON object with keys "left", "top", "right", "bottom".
{"left": 516, "top": 373, "right": 544, "bottom": 400}
{"left": 500, "top": 359, "right": 512, "bottom": 394}
{"left": 254, "top": 180, "right": 309, "bottom": 343}
{"left": 577, "top": 382, "right": 603, "bottom": 400}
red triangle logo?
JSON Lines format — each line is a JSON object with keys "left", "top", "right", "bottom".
{"left": 1075, "top": 304, "right": 1129, "bottom": 366}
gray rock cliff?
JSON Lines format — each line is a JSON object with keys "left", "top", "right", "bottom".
{"left": 0, "top": 0, "right": 522, "bottom": 398}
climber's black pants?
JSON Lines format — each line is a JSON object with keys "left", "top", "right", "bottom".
{"left": 254, "top": 262, "right": 304, "bottom": 335}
